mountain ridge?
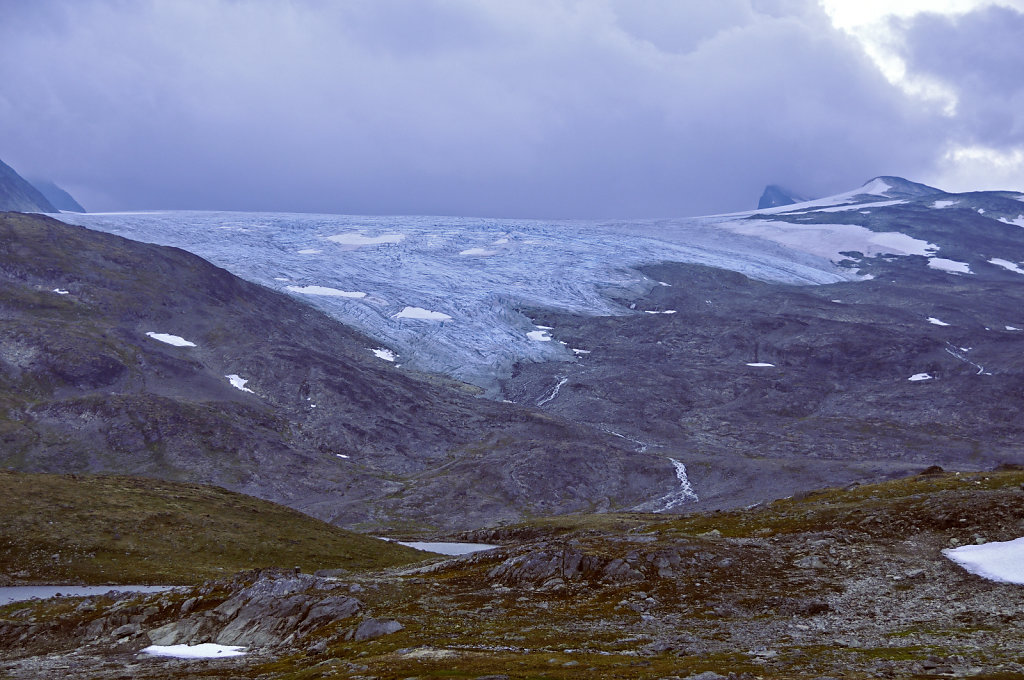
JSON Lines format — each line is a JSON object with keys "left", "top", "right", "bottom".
{"left": 28, "top": 178, "right": 85, "bottom": 212}
{"left": 0, "top": 158, "right": 56, "bottom": 212}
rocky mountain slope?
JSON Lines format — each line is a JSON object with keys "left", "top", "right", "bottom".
{"left": 0, "top": 211, "right": 673, "bottom": 530}
{"left": 0, "top": 158, "right": 56, "bottom": 212}
{"left": 28, "top": 178, "right": 85, "bottom": 212}
{"left": 2, "top": 468, "right": 1021, "bottom": 679}
{"left": 504, "top": 178, "right": 1024, "bottom": 508}
{"left": 34, "top": 176, "right": 1024, "bottom": 518}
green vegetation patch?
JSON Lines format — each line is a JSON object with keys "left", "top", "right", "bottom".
{"left": 0, "top": 471, "right": 431, "bottom": 584}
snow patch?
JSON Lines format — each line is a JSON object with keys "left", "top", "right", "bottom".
{"left": 286, "top": 285, "right": 366, "bottom": 298}
{"left": 459, "top": 247, "right": 499, "bottom": 256}
{"left": 927, "top": 317, "right": 950, "bottom": 326}
{"left": 371, "top": 348, "right": 396, "bottom": 361}
{"left": 989, "top": 258, "right": 1024, "bottom": 275}
{"left": 527, "top": 329, "right": 552, "bottom": 341}
{"left": 746, "top": 362, "right": 775, "bottom": 367}
{"left": 1006, "top": 325, "right": 1021, "bottom": 331}
{"left": 928, "top": 257, "right": 972, "bottom": 274}
{"left": 225, "top": 374, "right": 254, "bottom": 393}
{"left": 394, "top": 306, "right": 452, "bottom": 321}
{"left": 644, "top": 310, "right": 677, "bottom": 314}
{"left": 141, "top": 644, "right": 246, "bottom": 659}
{"left": 336, "top": 454, "right": 350, "bottom": 459}
{"left": 145, "top": 332, "right": 196, "bottom": 347}
{"left": 943, "top": 537, "right": 1024, "bottom": 584}
{"left": 908, "top": 373, "right": 933, "bottom": 382}
{"left": 326, "top": 233, "right": 405, "bottom": 246}
{"left": 998, "top": 215, "right": 1024, "bottom": 227}
{"left": 572, "top": 348, "right": 591, "bottom": 355}
{"left": 932, "top": 200, "right": 958, "bottom": 208}
{"left": 297, "top": 248, "right": 321, "bottom": 254}
{"left": 52, "top": 288, "right": 69, "bottom": 295}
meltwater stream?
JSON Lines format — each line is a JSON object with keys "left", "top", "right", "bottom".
{"left": 55, "top": 211, "right": 851, "bottom": 394}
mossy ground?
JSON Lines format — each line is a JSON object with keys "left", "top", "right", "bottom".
{"left": 1, "top": 469, "right": 1022, "bottom": 679}
{"left": 0, "top": 471, "right": 431, "bottom": 585}
{"left": 253, "top": 469, "right": 1024, "bottom": 679}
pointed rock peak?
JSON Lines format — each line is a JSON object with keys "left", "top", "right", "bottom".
{"left": 758, "top": 184, "right": 807, "bottom": 210}
{"left": 858, "top": 176, "right": 943, "bottom": 200}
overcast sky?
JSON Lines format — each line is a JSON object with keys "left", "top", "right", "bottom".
{"left": 1, "top": 0, "right": 1023, "bottom": 217}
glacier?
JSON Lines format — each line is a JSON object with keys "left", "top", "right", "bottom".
{"left": 56, "top": 210, "right": 856, "bottom": 394}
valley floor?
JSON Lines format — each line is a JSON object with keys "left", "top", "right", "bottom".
{"left": 1, "top": 469, "right": 1022, "bottom": 679}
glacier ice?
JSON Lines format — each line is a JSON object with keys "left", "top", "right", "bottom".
{"left": 57, "top": 211, "right": 855, "bottom": 394}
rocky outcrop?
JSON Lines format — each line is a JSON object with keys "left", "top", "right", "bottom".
{"left": 0, "top": 569, "right": 393, "bottom": 659}
{"left": 147, "top": 570, "right": 362, "bottom": 648}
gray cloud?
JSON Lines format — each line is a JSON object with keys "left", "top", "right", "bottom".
{"left": 898, "top": 5, "right": 1024, "bottom": 148}
{"left": 0, "top": 0, "right": 964, "bottom": 217}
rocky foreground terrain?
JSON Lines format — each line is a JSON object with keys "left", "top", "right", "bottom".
{"left": 1, "top": 468, "right": 1021, "bottom": 679}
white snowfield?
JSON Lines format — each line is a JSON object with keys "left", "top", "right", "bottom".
{"left": 718, "top": 219, "right": 937, "bottom": 263}
{"left": 908, "top": 373, "right": 933, "bottom": 381}
{"left": 927, "top": 317, "right": 950, "bottom": 327}
{"left": 928, "top": 257, "right": 971, "bottom": 274}
{"left": 371, "top": 348, "right": 396, "bottom": 361}
{"left": 145, "top": 332, "right": 196, "bottom": 347}
{"left": 141, "top": 643, "right": 246, "bottom": 659}
{"left": 286, "top": 285, "right": 366, "bottom": 298}
{"left": 943, "top": 537, "right": 1024, "bottom": 584}
{"left": 746, "top": 362, "right": 775, "bottom": 367}
{"left": 225, "top": 374, "right": 254, "bottom": 393}
{"left": 989, "top": 258, "right": 1024, "bottom": 275}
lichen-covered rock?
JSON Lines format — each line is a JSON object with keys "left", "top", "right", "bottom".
{"left": 350, "top": 618, "right": 403, "bottom": 641}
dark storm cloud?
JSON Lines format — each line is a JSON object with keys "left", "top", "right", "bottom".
{"left": 898, "top": 5, "right": 1024, "bottom": 148}
{"left": 0, "top": 0, "right": 951, "bottom": 217}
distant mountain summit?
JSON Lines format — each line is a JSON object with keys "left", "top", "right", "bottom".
{"left": 29, "top": 178, "right": 86, "bottom": 212}
{"left": 757, "top": 184, "right": 806, "bottom": 209}
{"left": 758, "top": 176, "right": 942, "bottom": 211}
{"left": 0, "top": 157, "right": 56, "bottom": 212}
{"left": 860, "top": 175, "right": 942, "bottom": 199}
